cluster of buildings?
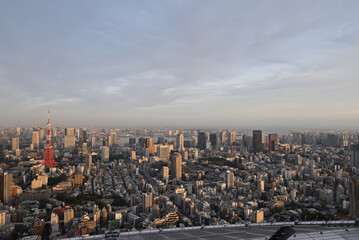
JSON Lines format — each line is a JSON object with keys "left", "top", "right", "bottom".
{"left": 0, "top": 124, "right": 358, "bottom": 239}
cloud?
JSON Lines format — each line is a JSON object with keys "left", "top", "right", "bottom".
{"left": 0, "top": 0, "right": 359, "bottom": 128}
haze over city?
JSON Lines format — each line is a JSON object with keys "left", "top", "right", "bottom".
{"left": 1, "top": 0, "right": 359, "bottom": 129}
{"left": 2, "top": 1, "right": 359, "bottom": 240}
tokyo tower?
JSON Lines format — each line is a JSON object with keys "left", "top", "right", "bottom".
{"left": 42, "top": 110, "right": 59, "bottom": 168}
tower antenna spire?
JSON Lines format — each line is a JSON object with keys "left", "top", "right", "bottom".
{"left": 42, "top": 109, "right": 59, "bottom": 168}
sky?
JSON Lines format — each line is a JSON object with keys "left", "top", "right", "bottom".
{"left": 1, "top": 0, "right": 359, "bottom": 129}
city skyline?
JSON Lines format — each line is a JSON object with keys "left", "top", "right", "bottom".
{"left": 1, "top": 1, "right": 359, "bottom": 129}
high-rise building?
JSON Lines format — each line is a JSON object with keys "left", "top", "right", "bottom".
{"left": 0, "top": 211, "right": 6, "bottom": 228}
{"left": 0, "top": 172, "right": 13, "bottom": 205}
{"left": 39, "top": 128, "right": 45, "bottom": 140}
{"left": 349, "top": 179, "right": 359, "bottom": 219}
{"left": 82, "top": 143, "right": 88, "bottom": 155}
{"left": 91, "top": 136, "right": 96, "bottom": 147}
{"left": 80, "top": 129, "right": 87, "bottom": 144}
{"left": 295, "top": 155, "right": 303, "bottom": 165}
{"left": 101, "top": 146, "right": 109, "bottom": 162}
{"left": 74, "top": 173, "right": 84, "bottom": 187}
{"left": 51, "top": 212, "right": 59, "bottom": 232}
{"left": 16, "top": 127, "right": 21, "bottom": 136}
{"left": 268, "top": 134, "right": 277, "bottom": 152}
{"left": 220, "top": 131, "right": 226, "bottom": 145}
{"left": 65, "top": 128, "right": 75, "bottom": 136}
{"left": 210, "top": 133, "right": 218, "bottom": 148}
{"left": 12, "top": 138, "right": 19, "bottom": 151}
{"left": 157, "top": 145, "right": 170, "bottom": 161}
{"left": 142, "top": 193, "right": 153, "bottom": 213}
{"left": 109, "top": 132, "right": 116, "bottom": 146}
{"left": 139, "top": 137, "right": 146, "bottom": 147}
{"left": 85, "top": 154, "right": 92, "bottom": 174}
{"left": 257, "top": 180, "right": 264, "bottom": 192}
{"left": 171, "top": 151, "right": 182, "bottom": 180}
{"left": 157, "top": 136, "right": 165, "bottom": 145}
{"left": 162, "top": 166, "right": 169, "bottom": 181}
{"left": 146, "top": 138, "right": 154, "bottom": 155}
{"left": 64, "top": 208, "right": 74, "bottom": 228}
{"left": 129, "top": 138, "right": 136, "bottom": 146}
{"left": 253, "top": 130, "right": 263, "bottom": 153}
{"left": 350, "top": 143, "right": 359, "bottom": 168}
{"left": 226, "top": 171, "right": 234, "bottom": 189}
{"left": 64, "top": 127, "right": 76, "bottom": 149}
{"left": 176, "top": 133, "right": 184, "bottom": 151}
{"left": 64, "top": 135, "right": 76, "bottom": 149}
{"left": 229, "top": 131, "right": 236, "bottom": 145}
{"left": 52, "top": 127, "right": 57, "bottom": 137}
{"left": 32, "top": 131, "right": 39, "bottom": 149}
{"left": 198, "top": 132, "right": 206, "bottom": 150}
{"left": 327, "top": 134, "right": 339, "bottom": 147}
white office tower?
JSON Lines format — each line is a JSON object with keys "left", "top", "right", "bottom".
{"left": 176, "top": 133, "right": 184, "bottom": 151}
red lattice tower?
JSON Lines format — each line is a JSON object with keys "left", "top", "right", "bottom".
{"left": 42, "top": 110, "right": 59, "bottom": 168}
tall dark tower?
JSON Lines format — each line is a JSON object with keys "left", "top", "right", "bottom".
{"left": 268, "top": 134, "right": 277, "bottom": 152}
{"left": 80, "top": 129, "right": 87, "bottom": 144}
{"left": 253, "top": 130, "right": 262, "bottom": 153}
{"left": 42, "top": 110, "right": 59, "bottom": 168}
{"left": 198, "top": 132, "right": 206, "bottom": 150}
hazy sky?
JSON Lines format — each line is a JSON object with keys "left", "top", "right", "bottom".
{"left": 1, "top": 1, "right": 359, "bottom": 129}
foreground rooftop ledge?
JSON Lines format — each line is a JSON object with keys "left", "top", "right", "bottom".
{"left": 61, "top": 220, "right": 358, "bottom": 240}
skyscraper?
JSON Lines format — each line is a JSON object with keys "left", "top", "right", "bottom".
{"left": 64, "top": 128, "right": 76, "bottom": 149}
{"left": 162, "top": 166, "right": 169, "bottom": 181}
{"left": 32, "top": 131, "right": 39, "bottom": 149}
{"left": 171, "top": 151, "right": 182, "bottom": 180}
{"left": 80, "top": 129, "right": 87, "bottom": 144}
{"left": 228, "top": 131, "right": 236, "bottom": 145}
{"left": 220, "top": 131, "right": 226, "bottom": 145}
{"left": 198, "top": 132, "right": 206, "bottom": 150}
{"left": 268, "top": 134, "right": 277, "bottom": 152}
{"left": 226, "top": 171, "right": 234, "bottom": 189}
{"left": 146, "top": 138, "right": 154, "bottom": 155}
{"left": 210, "top": 133, "right": 218, "bottom": 148}
{"left": 91, "top": 136, "right": 96, "bottom": 147}
{"left": 176, "top": 133, "right": 184, "bottom": 151}
{"left": 327, "top": 134, "right": 339, "bottom": 147}
{"left": 109, "top": 132, "right": 116, "bottom": 146}
{"left": 142, "top": 192, "right": 153, "bottom": 213}
{"left": 349, "top": 179, "right": 359, "bottom": 219}
{"left": 350, "top": 143, "right": 359, "bottom": 168}
{"left": 157, "top": 145, "right": 170, "bottom": 161}
{"left": 85, "top": 154, "right": 92, "bottom": 174}
{"left": 12, "top": 138, "right": 19, "bottom": 151}
{"left": 65, "top": 128, "right": 75, "bottom": 136}
{"left": 253, "top": 130, "right": 263, "bottom": 153}
{"left": 0, "top": 172, "right": 13, "bottom": 205}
